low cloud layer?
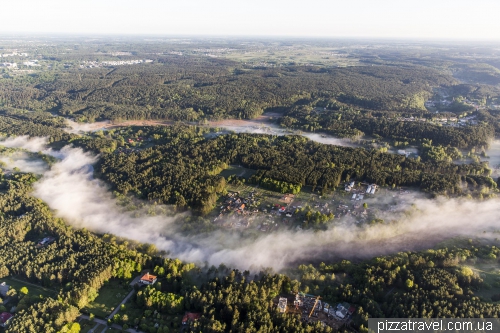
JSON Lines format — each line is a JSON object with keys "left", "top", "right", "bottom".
{"left": 65, "top": 119, "right": 111, "bottom": 134}
{"left": 213, "top": 123, "right": 360, "bottom": 148}
{"left": 0, "top": 153, "right": 48, "bottom": 174}
{"left": 2, "top": 136, "right": 500, "bottom": 271}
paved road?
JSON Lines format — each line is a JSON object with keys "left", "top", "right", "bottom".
{"left": 80, "top": 272, "right": 149, "bottom": 332}
{"left": 78, "top": 314, "right": 146, "bottom": 333}
{"left": 104, "top": 271, "right": 150, "bottom": 322}
{"left": 9, "top": 276, "right": 57, "bottom": 295}
{"left": 129, "top": 272, "right": 145, "bottom": 287}
{"left": 105, "top": 272, "right": 145, "bottom": 321}
{"left": 107, "top": 288, "right": 136, "bottom": 321}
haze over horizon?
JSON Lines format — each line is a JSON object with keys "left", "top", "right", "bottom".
{"left": 2, "top": 0, "right": 500, "bottom": 41}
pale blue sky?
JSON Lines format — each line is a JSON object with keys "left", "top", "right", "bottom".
{"left": 2, "top": 0, "right": 500, "bottom": 40}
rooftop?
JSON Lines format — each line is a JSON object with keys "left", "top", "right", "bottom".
{"left": 140, "top": 272, "right": 157, "bottom": 283}
{"left": 0, "top": 312, "right": 13, "bottom": 324}
{"left": 182, "top": 312, "right": 201, "bottom": 323}
{"left": 0, "top": 282, "right": 9, "bottom": 296}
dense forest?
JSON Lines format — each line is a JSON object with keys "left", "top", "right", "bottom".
{"left": 0, "top": 107, "right": 496, "bottom": 219}
{"left": 2, "top": 167, "right": 500, "bottom": 333}
{"left": 0, "top": 108, "right": 73, "bottom": 144}
{"left": 90, "top": 125, "right": 495, "bottom": 215}
{"left": 2, "top": 38, "right": 500, "bottom": 332}
{"left": 0, "top": 55, "right": 456, "bottom": 123}
{"left": 278, "top": 104, "right": 495, "bottom": 149}
{"left": 0, "top": 170, "right": 150, "bottom": 332}
{"left": 296, "top": 245, "right": 500, "bottom": 332}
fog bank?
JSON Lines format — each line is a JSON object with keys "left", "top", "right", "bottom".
{"left": 3, "top": 136, "right": 500, "bottom": 271}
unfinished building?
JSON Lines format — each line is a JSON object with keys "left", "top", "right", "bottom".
{"left": 278, "top": 297, "right": 287, "bottom": 313}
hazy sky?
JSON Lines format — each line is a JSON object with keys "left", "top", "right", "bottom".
{"left": 2, "top": 0, "right": 500, "bottom": 40}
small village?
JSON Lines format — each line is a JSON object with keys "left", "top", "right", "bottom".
{"left": 274, "top": 292, "right": 355, "bottom": 330}
{"left": 210, "top": 179, "right": 415, "bottom": 232}
{"left": 0, "top": 282, "right": 13, "bottom": 328}
{"left": 80, "top": 59, "right": 153, "bottom": 68}
{"left": 396, "top": 113, "right": 479, "bottom": 127}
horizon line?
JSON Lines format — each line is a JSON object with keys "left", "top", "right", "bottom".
{"left": 1, "top": 32, "right": 500, "bottom": 44}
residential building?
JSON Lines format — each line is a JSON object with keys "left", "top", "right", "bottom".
{"left": 0, "top": 312, "right": 13, "bottom": 327}
{"left": 182, "top": 312, "right": 201, "bottom": 325}
{"left": 278, "top": 297, "right": 287, "bottom": 313}
{"left": 139, "top": 272, "right": 157, "bottom": 285}
{"left": 0, "top": 282, "right": 9, "bottom": 297}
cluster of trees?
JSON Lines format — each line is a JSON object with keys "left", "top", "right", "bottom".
{"left": 250, "top": 175, "right": 302, "bottom": 194}
{"left": 420, "top": 141, "right": 464, "bottom": 162}
{"left": 453, "top": 64, "right": 500, "bottom": 86}
{"left": 301, "top": 209, "right": 335, "bottom": 228}
{"left": 91, "top": 125, "right": 495, "bottom": 215}
{"left": 0, "top": 108, "right": 73, "bottom": 144}
{"left": 298, "top": 246, "right": 500, "bottom": 332}
{"left": 135, "top": 286, "right": 184, "bottom": 315}
{"left": 0, "top": 168, "right": 151, "bottom": 332}
{"left": 279, "top": 104, "right": 495, "bottom": 149}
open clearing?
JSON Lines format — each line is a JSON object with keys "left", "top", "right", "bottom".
{"left": 0, "top": 276, "right": 57, "bottom": 299}
{"left": 468, "top": 262, "right": 500, "bottom": 301}
{"left": 84, "top": 279, "right": 132, "bottom": 319}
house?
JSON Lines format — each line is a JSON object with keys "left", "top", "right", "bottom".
{"left": 345, "top": 181, "right": 355, "bottom": 192}
{"left": 182, "top": 312, "right": 201, "bottom": 325}
{"left": 335, "top": 304, "right": 348, "bottom": 319}
{"left": 0, "top": 312, "right": 13, "bottom": 327}
{"left": 38, "top": 237, "right": 55, "bottom": 246}
{"left": 139, "top": 272, "right": 157, "bottom": 285}
{"left": 348, "top": 305, "right": 356, "bottom": 315}
{"left": 0, "top": 282, "right": 9, "bottom": 297}
{"left": 278, "top": 297, "right": 287, "bottom": 313}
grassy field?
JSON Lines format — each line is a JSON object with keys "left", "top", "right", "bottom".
{"left": 78, "top": 319, "right": 97, "bottom": 333}
{"left": 84, "top": 279, "right": 132, "bottom": 319}
{"left": 121, "top": 297, "right": 144, "bottom": 323}
{"left": 0, "top": 276, "right": 57, "bottom": 299}
{"left": 468, "top": 262, "right": 500, "bottom": 301}
{"left": 219, "top": 165, "right": 257, "bottom": 179}
{"left": 93, "top": 325, "right": 121, "bottom": 333}
{"left": 224, "top": 47, "right": 360, "bottom": 67}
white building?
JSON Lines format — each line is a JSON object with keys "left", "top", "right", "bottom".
{"left": 139, "top": 272, "right": 157, "bottom": 285}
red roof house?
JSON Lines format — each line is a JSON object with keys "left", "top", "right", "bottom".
{"left": 0, "top": 312, "right": 13, "bottom": 327}
{"left": 182, "top": 312, "right": 201, "bottom": 325}
{"left": 139, "top": 272, "right": 157, "bottom": 285}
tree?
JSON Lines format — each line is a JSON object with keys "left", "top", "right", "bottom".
{"left": 19, "top": 286, "right": 29, "bottom": 296}
{"left": 0, "top": 265, "right": 9, "bottom": 278}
